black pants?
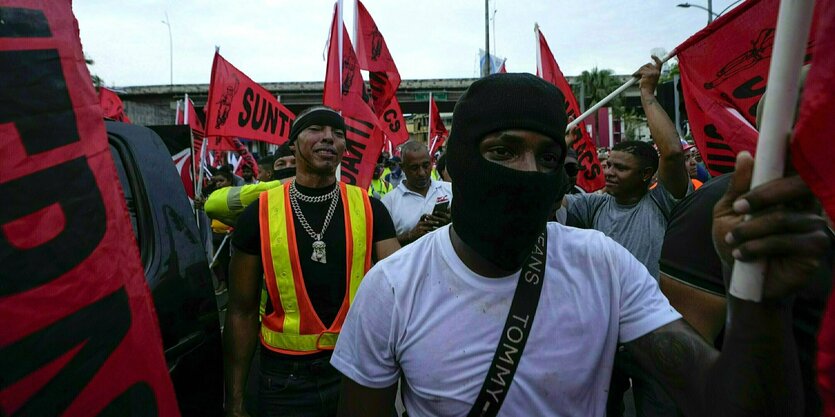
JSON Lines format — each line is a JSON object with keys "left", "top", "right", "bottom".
{"left": 258, "top": 351, "right": 341, "bottom": 417}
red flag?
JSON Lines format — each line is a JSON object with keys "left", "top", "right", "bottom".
{"left": 536, "top": 25, "right": 605, "bottom": 192}
{"left": 323, "top": 4, "right": 385, "bottom": 189}
{"left": 231, "top": 138, "right": 259, "bottom": 178}
{"left": 429, "top": 95, "right": 448, "bottom": 156}
{"left": 204, "top": 52, "right": 295, "bottom": 145}
{"left": 98, "top": 87, "right": 131, "bottom": 123}
{"left": 674, "top": 0, "right": 817, "bottom": 176}
{"left": 498, "top": 59, "right": 507, "bottom": 73}
{"left": 791, "top": 2, "right": 835, "bottom": 413}
{"left": 0, "top": 1, "right": 179, "bottom": 415}
{"left": 176, "top": 97, "right": 205, "bottom": 136}
{"left": 356, "top": 0, "right": 409, "bottom": 147}
{"left": 206, "top": 136, "right": 237, "bottom": 152}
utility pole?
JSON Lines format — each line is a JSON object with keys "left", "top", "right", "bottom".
{"left": 483, "top": 0, "right": 491, "bottom": 76}
{"left": 707, "top": 0, "right": 713, "bottom": 24}
{"left": 162, "top": 12, "right": 173, "bottom": 86}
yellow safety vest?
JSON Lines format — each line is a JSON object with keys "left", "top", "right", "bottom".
{"left": 205, "top": 180, "right": 281, "bottom": 226}
{"left": 368, "top": 178, "right": 393, "bottom": 199}
{"left": 258, "top": 182, "right": 373, "bottom": 354}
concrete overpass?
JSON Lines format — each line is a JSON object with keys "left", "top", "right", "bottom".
{"left": 119, "top": 76, "right": 643, "bottom": 132}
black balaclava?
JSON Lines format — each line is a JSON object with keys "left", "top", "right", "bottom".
{"left": 446, "top": 73, "right": 569, "bottom": 271}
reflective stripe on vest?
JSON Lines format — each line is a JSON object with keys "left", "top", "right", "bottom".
{"left": 258, "top": 182, "right": 373, "bottom": 354}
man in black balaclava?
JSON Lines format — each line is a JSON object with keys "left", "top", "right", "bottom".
{"left": 332, "top": 73, "right": 828, "bottom": 417}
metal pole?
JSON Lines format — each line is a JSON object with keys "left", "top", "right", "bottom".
{"left": 707, "top": 0, "right": 713, "bottom": 24}
{"left": 484, "top": 0, "right": 491, "bottom": 76}
{"left": 163, "top": 12, "right": 173, "bottom": 86}
{"left": 579, "top": 82, "right": 586, "bottom": 113}
{"left": 492, "top": 8, "right": 497, "bottom": 56}
{"left": 729, "top": 0, "right": 816, "bottom": 302}
{"left": 567, "top": 53, "right": 675, "bottom": 132}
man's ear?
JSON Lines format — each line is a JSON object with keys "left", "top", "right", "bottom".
{"left": 642, "top": 167, "right": 655, "bottom": 183}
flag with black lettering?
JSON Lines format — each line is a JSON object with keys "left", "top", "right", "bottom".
{"left": 204, "top": 52, "right": 295, "bottom": 145}
{"left": 791, "top": 1, "right": 835, "bottom": 412}
{"left": 674, "top": 0, "right": 818, "bottom": 175}
{"left": 536, "top": 25, "right": 605, "bottom": 192}
{"left": 324, "top": 4, "right": 385, "bottom": 189}
{"left": 98, "top": 87, "right": 131, "bottom": 123}
{"left": 355, "top": 0, "right": 409, "bottom": 147}
{"left": 0, "top": 1, "right": 180, "bottom": 415}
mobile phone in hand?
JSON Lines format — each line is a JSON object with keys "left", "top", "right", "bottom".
{"left": 432, "top": 201, "right": 450, "bottom": 216}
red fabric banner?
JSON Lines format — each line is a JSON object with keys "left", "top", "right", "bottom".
{"left": 536, "top": 27, "right": 605, "bottom": 192}
{"left": 204, "top": 52, "right": 295, "bottom": 145}
{"left": 206, "top": 136, "right": 237, "bottom": 152}
{"left": 323, "top": 5, "right": 385, "bottom": 189}
{"left": 356, "top": 0, "right": 409, "bottom": 147}
{"left": 791, "top": 2, "right": 835, "bottom": 413}
{"left": 98, "top": 87, "right": 131, "bottom": 123}
{"left": 0, "top": 2, "right": 180, "bottom": 416}
{"left": 176, "top": 98, "right": 205, "bottom": 136}
{"left": 498, "top": 60, "right": 507, "bottom": 73}
{"left": 674, "top": 0, "right": 817, "bottom": 176}
{"left": 429, "top": 96, "right": 448, "bottom": 156}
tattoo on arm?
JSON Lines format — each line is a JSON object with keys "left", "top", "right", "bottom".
{"left": 623, "top": 320, "right": 716, "bottom": 415}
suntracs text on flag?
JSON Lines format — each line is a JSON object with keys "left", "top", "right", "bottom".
{"left": 204, "top": 52, "right": 295, "bottom": 145}
{"left": 324, "top": 3, "right": 385, "bottom": 189}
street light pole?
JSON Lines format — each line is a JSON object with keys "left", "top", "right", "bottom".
{"left": 483, "top": 0, "right": 491, "bottom": 76}
{"left": 677, "top": 2, "right": 720, "bottom": 26}
{"left": 707, "top": 0, "right": 713, "bottom": 24}
{"left": 162, "top": 12, "right": 173, "bottom": 86}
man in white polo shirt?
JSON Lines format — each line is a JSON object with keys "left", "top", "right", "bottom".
{"left": 382, "top": 141, "right": 452, "bottom": 245}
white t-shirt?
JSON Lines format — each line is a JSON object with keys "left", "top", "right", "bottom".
{"left": 381, "top": 180, "right": 453, "bottom": 236}
{"left": 331, "top": 223, "right": 681, "bottom": 417}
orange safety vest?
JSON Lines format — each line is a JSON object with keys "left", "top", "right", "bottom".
{"left": 258, "top": 182, "right": 373, "bottom": 355}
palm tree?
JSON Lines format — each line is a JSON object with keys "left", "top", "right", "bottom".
{"left": 574, "top": 67, "right": 621, "bottom": 112}
{"left": 85, "top": 54, "right": 104, "bottom": 87}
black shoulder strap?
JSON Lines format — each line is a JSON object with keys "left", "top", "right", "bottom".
{"left": 467, "top": 230, "right": 548, "bottom": 417}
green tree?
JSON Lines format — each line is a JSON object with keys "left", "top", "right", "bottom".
{"left": 84, "top": 55, "right": 104, "bottom": 88}
{"left": 573, "top": 67, "right": 622, "bottom": 113}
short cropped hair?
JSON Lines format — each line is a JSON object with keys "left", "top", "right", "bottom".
{"left": 612, "top": 140, "right": 659, "bottom": 174}
{"left": 258, "top": 155, "right": 276, "bottom": 169}
{"left": 400, "top": 140, "right": 428, "bottom": 156}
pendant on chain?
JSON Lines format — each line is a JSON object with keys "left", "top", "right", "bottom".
{"left": 311, "top": 240, "right": 327, "bottom": 264}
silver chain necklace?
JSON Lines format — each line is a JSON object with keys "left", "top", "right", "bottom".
{"left": 289, "top": 181, "right": 340, "bottom": 264}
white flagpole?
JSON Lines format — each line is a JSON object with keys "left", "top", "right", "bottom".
{"left": 534, "top": 23, "right": 543, "bottom": 78}
{"left": 566, "top": 52, "right": 675, "bottom": 132}
{"left": 729, "top": 0, "right": 816, "bottom": 302}
{"left": 195, "top": 140, "right": 208, "bottom": 197}
{"left": 335, "top": 0, "right": 344, "bottom": 183}
{"left": 184, "top": 93, "right": 190, "bottom": 125}
{"left": 337, "top": 0, "right": 344, "bottom": 85}
{"left": 428, "top": 92, "right": 433, "bottom": 147}
{"left": 354, "top": 0, "right": 359, "bottom": 49}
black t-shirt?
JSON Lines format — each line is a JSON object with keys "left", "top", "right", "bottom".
{"left": 659, "top": 174, "right": 833, "bottom": 416}
{"left": 233, "top": 183, "right": 395, "bottom": 330}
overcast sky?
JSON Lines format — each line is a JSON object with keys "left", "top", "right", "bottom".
{"left": 72, "top": 0, "right": 743, "bottom": 88}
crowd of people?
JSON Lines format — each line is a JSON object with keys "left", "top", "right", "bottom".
{"left": 200, "top": 57, "right": 832, "bottom": 417}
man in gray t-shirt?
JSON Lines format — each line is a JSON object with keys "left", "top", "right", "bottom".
{"left": 565, "top": 184, "right": 678, "bottom": 279}
{"left": 563, "top": 57, "right": 692, "bottom": 417}
{"left": 564, "top": 57, "right": 690, "bottom": 281}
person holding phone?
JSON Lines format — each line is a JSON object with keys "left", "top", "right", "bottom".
{"left": 381, "top": 141, "right": 453, "bottom": 246}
